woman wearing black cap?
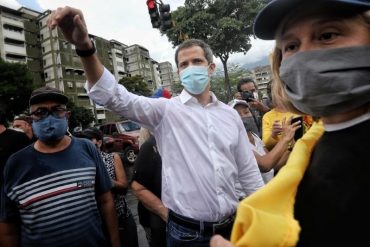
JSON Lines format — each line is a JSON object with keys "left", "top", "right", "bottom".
{"left": 81, "top": 127, "right": 139, "bottom": 247}
{"left": 211, "top": 0, "right": 370, "bottom": 246}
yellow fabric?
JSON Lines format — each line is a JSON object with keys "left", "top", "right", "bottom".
{"left": 231, "top": 121, "right": 324, "bottom": 247}
{"left": 262, "top": 109, "right": 298, "bottom": 150}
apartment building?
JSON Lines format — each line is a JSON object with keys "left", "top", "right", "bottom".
{"left": 1, "top": 4, "right": 174, "bottom": 123}
{"left": 158, "top": 61, "right": 175, "bottom": 91}
{"left": 0, "top": 5, "right": 43, "bottom": 86}
{"left": 125, "top": 44, "right": 158, "bottom": 91}
{"left": 252, "top": 64, "right": 272, "bottom": 98}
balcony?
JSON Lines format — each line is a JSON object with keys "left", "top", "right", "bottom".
{"left": 3, "top": 30, "right": 24, "bottom": 43}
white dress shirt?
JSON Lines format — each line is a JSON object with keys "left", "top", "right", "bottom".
{"left": 86, "top": 68, "right": 264, "bottom": 221}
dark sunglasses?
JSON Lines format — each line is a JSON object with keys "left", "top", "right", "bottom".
{"left": 30, "top": 106, "right": 67, "bottom": 120}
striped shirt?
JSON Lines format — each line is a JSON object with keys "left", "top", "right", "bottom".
{"left": 0, "top": 137, "right": 112, "bottom": 247}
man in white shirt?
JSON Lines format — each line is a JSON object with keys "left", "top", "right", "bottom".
{"left": 48, "top": 6, "right": 264, "bottom": 246}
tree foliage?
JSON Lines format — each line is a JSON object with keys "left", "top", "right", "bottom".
{"left": 171, "top": 82, "right": 184, "bottom": 96}
{"left": 67, "top": 100, "right": 95, "bottom": 130}
{"left": 0, "top": 59, "right": 34, "bottom": 122}
{"left": 163, "top": 0, "right": 266, "bottom": 101}
{"left": 118, "top": 75, "right": 152, "bottom": 96}
{"left": 211, "top": 63, "right": 252, "bottom": 103}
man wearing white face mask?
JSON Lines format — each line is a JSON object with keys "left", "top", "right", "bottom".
{"left": 47, "top": 7, "right": 264, "bottom": 246}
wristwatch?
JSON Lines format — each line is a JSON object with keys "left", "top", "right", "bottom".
{"left": 75, "top": 41, "right": 96, "bottom": 57}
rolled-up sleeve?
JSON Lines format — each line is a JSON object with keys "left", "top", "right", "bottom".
{"left": 84, "top": 67, "right": 167, "bottom": 130}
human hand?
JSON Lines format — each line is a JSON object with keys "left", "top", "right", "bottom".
{"left": 281, "top": 117, "right": 301, "bottom": 142}
{"left": 47, "top": 6, "right": 92, "bottom": 50}
{"left": 271, "top": 120, "right": 283, "bottom": 139}
{"left": 210, "top": 235, "right": 235, "bottom": 247}
{"left": 234, "top": 92, "right": 242, "bottom": 100}
{"left": 248, "top": 98, "right": 270, "bottom": 113}
{"left": 160, "top": 206, "right": 169, "bottom": 222}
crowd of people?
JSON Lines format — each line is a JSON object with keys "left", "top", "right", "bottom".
{"left": 1, "top": 0, "right": 369, "bottom": 246}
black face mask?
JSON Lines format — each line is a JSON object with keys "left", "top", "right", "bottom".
{"left": 242, "top": 116, "right": 259, "bottom": 135}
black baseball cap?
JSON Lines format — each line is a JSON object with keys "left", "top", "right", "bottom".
{"left": 81, "top": 127, "right": 103, "bottom": 141}
{"left": 253, "top": 0, "right": 370, "bottom": 40}
{"left": 29, "top": 86, "right": 68, "bottom": 105}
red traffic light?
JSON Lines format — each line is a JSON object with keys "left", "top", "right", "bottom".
{"left": 146, "top": 0, "right": 156, "bottom": 9}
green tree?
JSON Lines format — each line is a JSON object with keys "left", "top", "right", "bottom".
{"left": 0, "top": 59, "right": 34, "bottom": 122}
{"left": 211, "top": 63, "right": 252, "bottom": 103}
{"left": 119, "top": 75, "right": 152, "bottom": 96}
{"left": 171, "top": 82, "right": 183, "bottom": 95}
{"left": 67, "top": 100, "right": 95, "bottom": 130}
{"left": 163, "top": 0, "right": 266, "bottom": 101}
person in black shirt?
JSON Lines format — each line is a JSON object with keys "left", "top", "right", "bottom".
{"left": 131, "top": 133, "right": 166, "bottom": 247}
{"left": 0, "top": 112, "right": 30, "bottom": 183}
{"left": 211, "top": 0, "right": 370, "bottom": 246}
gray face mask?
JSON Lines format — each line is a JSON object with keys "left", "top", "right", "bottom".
{"left": 280, "top": 46, "right": 370, "bottom": 117}
{"left": 242, "top": 116, "right": 259, "bottom": 135}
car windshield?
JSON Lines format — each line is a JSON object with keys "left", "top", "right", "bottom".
{"left": 118, "top": 121, "right": 141, "bottom": 132}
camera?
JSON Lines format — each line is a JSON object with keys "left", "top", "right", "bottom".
{"left": 241, "top": 91, "right": 255, "bottom": 102}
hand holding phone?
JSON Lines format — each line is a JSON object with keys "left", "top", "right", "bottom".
{"left": 291, "top": 116, "right": 303, "bottom": 141}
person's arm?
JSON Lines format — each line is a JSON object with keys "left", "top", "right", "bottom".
{"left": 0, "top": 223, "right": 19, "bottom": 247}
{"left": 263, "top": 118, "right": 282, "bottom": 151}
{"left": 255, "top": 117, "right": 300, "bottom": 172}
{"left": 249, "top": 98, "right": 270, "bottom": 113}
{"left": 131, "top": 181, "right": 168, "bottom": 222}
{"left": 97, "top": 191, "right": 120, "bottom": 247}
{"left": 210, "top": 235, "right": 234, "bottom": 247}
{"left": 47, "top": 6, "right": 103, "bottom": 85}
{"left": 111, "top": 153, "right": 128, "bottom": 193}
{"left": 235, "top": 119, "right": 265, "bottom": 196}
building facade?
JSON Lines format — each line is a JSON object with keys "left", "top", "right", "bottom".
{"left": 252, "top": 65, "right": 272, "bottom": 99}
{"left": 1, "top": 4, "right": 174, "bottom": 124}
{"left": 158, "top": 61, "right": 174, "bottom": 91}
{"left": 0, "top": 5, "right": 43, "bottom": 87}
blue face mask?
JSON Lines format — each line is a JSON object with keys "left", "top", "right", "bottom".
{"left": 180, "top": 65, "right": 210, "bottom": 95}
{"left": 32, "top": 115, "right": 68, "bottom": 142}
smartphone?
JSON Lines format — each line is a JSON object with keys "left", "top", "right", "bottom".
{"left": 291, "top": 116, "right": 303, "bottom": 141}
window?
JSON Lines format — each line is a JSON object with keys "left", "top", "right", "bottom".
{"left": 118, "top": 121, "right": 140, "bottom": 132}
{"left": 111, "top": 125, "right": 118, "bottom": 134}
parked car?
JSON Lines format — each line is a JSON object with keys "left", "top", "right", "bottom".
{"left": 98, "top": 120, "right": 140, "bottom": 165}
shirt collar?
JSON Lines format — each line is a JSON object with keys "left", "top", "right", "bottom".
{"left": 179, "top": 89, "right": 219, "bottom": 106}
{"left": 324, "top": 111, "right": 370, "bottom": 132}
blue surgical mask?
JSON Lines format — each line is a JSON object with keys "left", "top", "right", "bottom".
{"left": 180, "top": 65, "right": 210, "bottom": 95}
{"left": 32, "top": 115, "right": 68, "bottom": 142}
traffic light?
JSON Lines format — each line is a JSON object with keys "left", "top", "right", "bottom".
{"left": 147, "top": 0, "right": 160, "bottom": 28}
{"left": 159, "top": 4, "right": 173, "bottom": 31}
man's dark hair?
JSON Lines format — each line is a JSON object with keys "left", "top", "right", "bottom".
{"left": 237, "top": 78, "right": 257, "bottom": 92}
{"left": 0, "top": 104, "right": 7, "bottom": 125}
{"left": 81, "top": 127, "right": 103, "bottom": 141}
{"left": 175, "top": 39, "right": 213, "bottom": 67}
{"left": 0, "top": 110, "right": 6, "bottom": 125}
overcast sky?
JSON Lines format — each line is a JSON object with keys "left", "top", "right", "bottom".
{"left": 3, "top": 0, "right": 275, "bottom": 69}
